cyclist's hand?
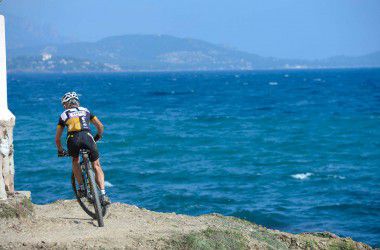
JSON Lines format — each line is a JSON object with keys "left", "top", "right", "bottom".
{"left": 94, "top": 134, "right": 102, "bottom": 142}
{"left": 58, "top": 149, "right": 67, "bottom": 157}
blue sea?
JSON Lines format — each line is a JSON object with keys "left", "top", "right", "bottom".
{"left": 8, "top": 69, "right": 380, "bottom": 247}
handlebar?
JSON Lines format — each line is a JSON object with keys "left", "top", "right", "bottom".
{"left": 58, "top": 150, "right": 70, "bottom": 157}
{"left": 94, "top": 134, "right": 101, "bottom": 142}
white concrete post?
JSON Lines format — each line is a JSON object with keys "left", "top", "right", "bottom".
{"left": 0, "top": 15, "right": 15, "bottom": 200}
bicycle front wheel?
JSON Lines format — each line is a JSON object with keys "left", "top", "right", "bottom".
{"left": 86, "top": 167, "right": 104, "bottom": 227}
{"left": 71, "top": 172, "right": 107, "bottom": 220}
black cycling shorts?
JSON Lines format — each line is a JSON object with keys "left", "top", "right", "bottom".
{"left": 67, "top": 131, "right": 99, "bottom": 162}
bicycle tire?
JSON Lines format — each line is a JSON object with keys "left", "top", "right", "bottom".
{"left": 71, "top": 172, "right": 107, "bottom": 219}
{"left": 87, "top": 165, "right": 104, "bottom": 227}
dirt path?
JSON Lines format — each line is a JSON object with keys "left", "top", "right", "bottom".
{"left": 0, "top": 200, "right": 373, "bottom": 249}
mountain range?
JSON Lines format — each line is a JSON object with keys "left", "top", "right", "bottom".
{"left": 5, "top": 16, "right": 380, "bottom": 72}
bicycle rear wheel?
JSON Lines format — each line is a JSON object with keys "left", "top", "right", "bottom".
{"left": 72, "top": 171, "right": 107, "bottom": 220}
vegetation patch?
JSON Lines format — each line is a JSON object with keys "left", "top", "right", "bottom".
{"left": 0, "top": 197, "right": 34, "bottom": 218}
{"left": 304, "top": 239, "right": 320, "bottom": 249}
{"left": 328, "top": 239, "right": 357, "bottom": 250}
{"left": 166, "top": 227, "right": 250, "bottom": 250}
{"left": 250, "top": 229, "right": 289, "bottom": 249}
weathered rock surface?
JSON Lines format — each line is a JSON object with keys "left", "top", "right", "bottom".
{"left": 0, "top": 191, "right": 33, "bottom": 218}
{"left": 0, "top": 115, "right": 16, "bottom": 199}
{"left": 0, "top": 200, "right": 373, "bottom": 249}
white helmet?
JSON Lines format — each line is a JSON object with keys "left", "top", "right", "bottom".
{"left": 61, "top": 92, "right": 79, "bottom": 104}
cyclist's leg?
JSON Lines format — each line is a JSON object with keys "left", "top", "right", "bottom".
{"left": 82, "top": 132, "right": 104, "bottom": 189}
{"left": 67, "top": 133, "right": 82, "bottom": 185}
{"left": 72, "top": 157, "right": 82, "bottom": 185}
{"left": 84, "top": 133, "right": 110, "bottom": 204}
{"left": 91, "top": 159, "right": 105, "bottom": 190}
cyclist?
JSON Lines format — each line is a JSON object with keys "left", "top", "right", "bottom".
{"left": 55, "top": 92, "right": 110, "bottom": 205}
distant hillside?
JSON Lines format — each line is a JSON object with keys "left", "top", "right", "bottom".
{"left": 315, "top": 51, "right": 380, "bottom": 68}
{"left": 8, "top": 34, "right": 285, "bottom": 72}
{"left": 8, "top": 56, "right": 121, "bottom": 73}
{"left": 7, "top": 34, "right": 380, "bottom": 72}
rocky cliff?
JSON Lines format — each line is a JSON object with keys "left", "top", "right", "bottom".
{"left": 0, "top": 197, "right": 373, "bottom": 249}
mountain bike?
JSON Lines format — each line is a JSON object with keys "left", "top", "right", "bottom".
{"left": 60, "top": 149, "right": 108, "bottom": 227}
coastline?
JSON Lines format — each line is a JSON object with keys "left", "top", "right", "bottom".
{"left": 6, "top": 65, "right": 380, "bottom": 74}
{"left": 0, "top": 198, "right": 374, "bottom": 249}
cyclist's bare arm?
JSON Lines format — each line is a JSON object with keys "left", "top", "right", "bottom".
{"left": 55, "top": 125, "right": 64, "bottom": 151}
{"left": 91, "top": 117, "right": 104, "bottom": 136}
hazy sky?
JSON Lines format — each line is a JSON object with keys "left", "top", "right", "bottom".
{"left": 1, "top": 0, "right": 379, "bottom": 59}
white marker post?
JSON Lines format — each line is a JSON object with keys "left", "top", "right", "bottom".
{"left": 0, "top": 15, "right": 15, "bottom": 200}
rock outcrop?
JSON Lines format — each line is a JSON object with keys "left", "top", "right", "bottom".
{"left": 0, "top": 199, "right": 373, "bottom": 249}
